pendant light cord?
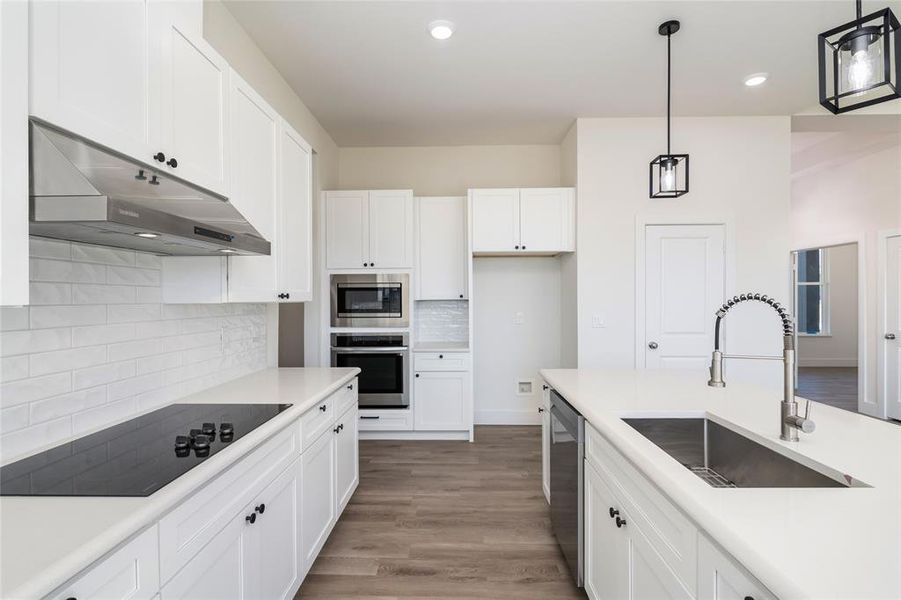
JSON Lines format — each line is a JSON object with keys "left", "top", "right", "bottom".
{"left": 856, "top": 0, "right": 862, "bottom": 21}
{"left": 666, "top": 29, "right": 672, "bottom": 156}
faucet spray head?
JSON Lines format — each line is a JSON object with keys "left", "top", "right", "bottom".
{"left": 708, "top": 350, "right": 725, "bottom": 387}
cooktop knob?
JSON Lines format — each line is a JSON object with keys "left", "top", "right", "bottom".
{"left": 192, "top": 434, "right": 210, "bottom": 450}
{"left": 174, "top": 435, "right": 189, "bottom": 450}
{"left": 194, "top": 446, "right": 210, "bottom": 458}
{"left": 189, "top": 428, "right": 202, "bottom": 440}
{"left": 201, "top": 422, "right": 216, "bottom": 436}
{"left": 219, "top": 422, "right": 234, "bottom": 436}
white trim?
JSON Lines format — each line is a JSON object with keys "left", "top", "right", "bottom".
{"left": 360, "top": 431, "right": 471, "bottom": 441}
{"left": 876, "top": 229, "right": 901, "bottom": 420}
{"left": 634, "top": 214, "right": 734, "bottom": 369}
{"left": 475, "top": 409, "right": 541, "bottom": 425}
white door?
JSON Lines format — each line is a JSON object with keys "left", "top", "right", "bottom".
{"left": 226, "top": 73, "right": 279, "bottom": 303}
{"left": 245, "top": 457, "right": 302, "bottom": 600}
{"left": 470, "top": 189, "right": 520, "bottom": 252}
{"left": 276, "top": 122, "right": 313, "bottom": 302}
{"left": 30, "top": 0, "right": 153, "bottom": 164}
{"left": 885, "top": 236, "right": 901, "bottom": 420}
{"left": 644, "top": 225, "right": 726, "bottom": 369}
{"left": 628, "top": 525, "right": 693, "bottom": 600}
{"left": 698, "top": 535, "right": 776, "bottom": 600}
{"left": 416, "top": 197, "right": 468, "bottom": 300}
{"left": 584, "top": 462, "right": 628, "bottom": 600}
{"left": 519, "top": 188, "right": 573, "bottom": 253}
{"left": 150, "top": 1, "right": 229, "bottom": 196}
{"left": 368, "top": 190, "right": 414, "bottom": 268}
{"left": 414, "top": 371, "right": 470, "bottom": 431}
{"left": 301, "top": 429, "right": 336, "bottom": 573}
{"left": 326, "top": 191, "right": 369, "bottom": 269}
{"left": 334, "top": 405, "right": 359, "bottom": 513}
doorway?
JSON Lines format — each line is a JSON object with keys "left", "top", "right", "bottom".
{"left": 883, "top": 235, "right": 901, "bottom": 421}
{"left": 792, "top": 243, "right": 860, "bottom": 414}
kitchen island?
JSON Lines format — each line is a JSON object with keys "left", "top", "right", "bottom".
{"left": 540, "top": 368, "right": 901, "bottom": 600}
{"left": 0, "top": 367, "right": 360, "bottom": 600}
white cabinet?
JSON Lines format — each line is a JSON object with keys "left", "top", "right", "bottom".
{"left": 335, "top": 405, "right": 360, "bottom": 513}
{"left": 470, "top": 187, "right": 574, "bottom": 254}
{"left": 149, "top": 0, "right": 230, "bottom": 196}
{"left": 301, "top": 425, "right": 337, "bottom": 572}
{"left": 415, "top": 197, "right": 468, "bottom": 300}
{"left": 0, "top": 0, "right": 29, "bottom": 306}
{"left": 51, "top": 526, "right": 159, "bottom": 600}
{"left": 540, "top": 384, "right": 550, "bottom": 503}
{"left": 30, "top": 0, "right": 153, "bottom": 164}
{"left": 414, "top": 371, "right": 470, "bottom": 431}
{"left": 698, "top": 535, "right": 776, "bottom": 600}
{"left": 276, "top": 123, "right": 313, "bottom": 302}
{"left": 325, "top": 190, "right": 413, "bottom": 269}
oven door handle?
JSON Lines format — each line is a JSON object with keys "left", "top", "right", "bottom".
{"left": 331, "top": 347, "right": 409, "bottom": 353}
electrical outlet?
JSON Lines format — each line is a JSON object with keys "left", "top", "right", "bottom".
{"left": 592, "top": 314, "right": 606, "bottom": 328}
{"left": 514, "top": 311, "right": 525, "bottom": 325}
{"left": 517, "top": 380, "right": 533, "bottom": 395}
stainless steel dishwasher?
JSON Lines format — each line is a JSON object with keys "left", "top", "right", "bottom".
{"left": 549, "top": 389, "right": 584, "bottom": 587}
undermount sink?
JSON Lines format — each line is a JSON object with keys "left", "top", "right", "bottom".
{"left": 623, "top": 417, "right": 867, "bottom": 488}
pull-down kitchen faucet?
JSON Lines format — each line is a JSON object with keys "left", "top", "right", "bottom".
{"left": 707, "top": 292, "right": 815, "bottom": 442}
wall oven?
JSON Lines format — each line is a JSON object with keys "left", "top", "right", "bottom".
{"left": 330, "top": 333, "right": 409, "bottom": 409}
{"left": 330, "top": 274, "right": 409, "bottom": 328}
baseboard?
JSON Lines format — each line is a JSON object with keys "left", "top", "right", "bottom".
{"left": 360, "top": 430, "right": 471, "bottom": 441}
{"left": 798, "top": 358, "right": 857, "bottom": 368}
{"left": 475, "top": 409, "right": 540, "bottom": 425}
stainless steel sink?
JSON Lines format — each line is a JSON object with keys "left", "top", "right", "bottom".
{"left": 623, "top": 417, "right": 867, "bottom": 488}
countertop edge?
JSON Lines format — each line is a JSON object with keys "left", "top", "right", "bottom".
{"left": 6, "top": 367, "right": 360, "bottom": 600}
{"left": 540, "top": 368, "right": 806, "bottom": 600}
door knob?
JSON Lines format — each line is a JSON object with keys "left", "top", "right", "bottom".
{"left": 648, "top": 341, "right": 659, "bottom": 350}
{"left": 886, "top": 333, "right": 897, "bottom": 340}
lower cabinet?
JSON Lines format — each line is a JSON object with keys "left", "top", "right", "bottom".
{"left": 300, "top": 422, "right": 337, "bottom": 571}
{"left": 540, "top": 383, "right": 550, "bottom": 503}
{"left": 413, "top": 370, "right": 471, "bottom": 431}
{"left": 698, "top": 535, "right": 776, "bottom": 600}
{"left": 335, "top": 405, "right": 360, "bottom": 513}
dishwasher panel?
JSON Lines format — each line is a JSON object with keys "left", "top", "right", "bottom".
{"left": 549, "top": 390, "right": 584, "bottom": 587}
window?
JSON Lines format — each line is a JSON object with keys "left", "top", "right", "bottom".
{"left": 796, "top": 249, "right": 830, "bottom": 336}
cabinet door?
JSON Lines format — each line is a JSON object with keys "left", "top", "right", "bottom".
{"left": 245, "top": 457, "right": 303, "bottom": 600}
{"left": 276, "top": 122, "right": 313, "bottom": 302}
{"left": 161, "top": 513, "right": 250, "bottom": 600}
{"left": 698, "top": 535, "right": 776, "bottom": 600}
{"left": 519, "top": 188, "right": 574, "bottom": 252}
{"left": 368, "top": 190, "right": 414, "bottom": 268}
{"left": 540, "top": 385, "right": 550, "bottom": 503}
{"left": 335, "top": 405, "right": 359, "bottom": 514}
{"left": 150, "top": 0, "right": 230, "bottom": 196}
{"left": 50, "top": 526, "right": 159, "bottom": 600}
{"left": 584, "top": 462, "right": 629, "bottom": 600}
{"left": 326, "top": 191, "right": 369, "bottom": 269}
{"left": 301, "top": 429, "right": 336, "bottom": 572}
{"left": 30, "top": 0, "right": 152, "bottom": 163}
{"left": 226, "top": 73, "right": 280, "bottom": 302}
{"left": 413, "top": 371, "right": 470, "bottom": 431}
{"left": 415, "top": 197, "right": 467, "bottom": 300}
{"left": 627, "top": 525, "right": 693, "bottom": 600}
{"left": 470, "top": 189, "right": 520, "bottom": 252}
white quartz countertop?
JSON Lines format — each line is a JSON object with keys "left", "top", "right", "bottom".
{"left": 0, "top": 367, "right": 359, "bottom": 600}
{"left": 539, "top": 368, "right": 901, "bottom": 600}
{"left": 413, "top": 341, "right": 470, "bottom": 352}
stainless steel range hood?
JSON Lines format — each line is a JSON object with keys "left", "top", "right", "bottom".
{"left": 29, "top": 120, "right": 271, "bottom": 256}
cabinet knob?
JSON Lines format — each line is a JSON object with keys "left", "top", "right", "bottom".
{"left": 615, "top": 516, "right": 627, "bottom": 528}
{"left": 363, "top": 262, "right": 369, "bottom": 267}
{"left": 166, "top": 157, "right": 178, "bottom": 168}
{"left": 609, "top": 507, "right": 619, "bottom": 519}
{"left": 522, "top": 245, "right": 527, "bottom": 250}
{"left": 153, "top": 152, "right": 166, "bottom": 162}
{"left": 515, "top": 245, "right": 520, "bottom": 250}
{"left": 347, "top": 384, "right": 354, "bottom": 390}
{"left": 459, "top": 294, "right": 464, "bottom": 298}
{"left": 648, "top": 341, "right": 659, "bottom": 350}
{"left": 319, "top": 404, "right": 327, "bottom": 412}
{"left": 542, "top": 384, "right": 549, "bottom": 390}
{"left": 744, "top": 597, "right": 754, "bottom": 600}
{"left": 538, "top": 407, "right": 545, "bottom": 413}
{"left": 370, "top": 261, "right": 375, "bottom": 267}
{"left": 334, "top": 426, "right": 341, "bottom": 434}
{"left": 886, "top": 333, "right": 896, "bottom": 340}
{"left": 439, "top": 354, "right": 444, "bottom": 359}
{"left": 246, "top": 513, "right": 256, "bottom": 524}
{"left": 255, "top": 503, "right": 265, "bottom": 514}
{"left": 415, "top": 373, "right": 420, "bottom": 378}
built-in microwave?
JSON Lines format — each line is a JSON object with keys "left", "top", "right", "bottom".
{"left": 330, "top": 274, "right": 409, "bottom": 328}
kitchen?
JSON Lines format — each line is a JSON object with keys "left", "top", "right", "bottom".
{"left": 1, "top": 1, "right": 900, "bottom": 599}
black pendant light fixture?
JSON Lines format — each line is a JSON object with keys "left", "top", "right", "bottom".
{"left": 818, "top": 0, "right": 900, "bottom": 114}
{"left": 650, "top": 20, "right": 688, "bottom": 199}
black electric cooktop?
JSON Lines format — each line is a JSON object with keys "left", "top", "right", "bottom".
{"left": 0, "top": 403, "right": 291, "bottom": 497}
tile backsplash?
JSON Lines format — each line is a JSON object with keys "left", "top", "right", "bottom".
{"left": 414, "top": 300, "right": 469, "bottom": 343}
{"left": 0, "top": 238, "right": 268, "bottom": 461}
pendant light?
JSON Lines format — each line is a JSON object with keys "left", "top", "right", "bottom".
{"left": 650, "top": 20, "right": 689, "bottom": 199}
{"left": 818, "top": 0, "right": 900, "bottom": 114}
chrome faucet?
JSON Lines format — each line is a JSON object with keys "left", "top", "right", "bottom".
{"left": 707, "top": 293, "right": 815, "bottom": 442}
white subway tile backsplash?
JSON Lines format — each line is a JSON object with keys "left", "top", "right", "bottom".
{"left": 1, "top": 240, "right": 268, "bottom": 461}
{"left": 414, "top": 300, "right": 469, "bottom": 343}
{"left": 29, "top": 346, "right": 108, "bottom": 377}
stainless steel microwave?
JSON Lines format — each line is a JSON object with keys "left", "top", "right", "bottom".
{"left": 330, "top": 273, "right": 410, "bottom": 328}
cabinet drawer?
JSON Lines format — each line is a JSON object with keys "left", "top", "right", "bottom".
{"left": 413, "top": 352, "right": 470, "bottom": 372}
{"left": 300, "top": 394, "right": 334, "bottom": 450}
{"left": 586, "top": 423, "right": 698, "bottom": 595}
{"left": 49, "top": 525, "right": 159, "bottom": 600}
{"left": 334, "top": 378, "right": 359, "bottom": 418}
{"left": 358, "top": 409, "right": 413, "bottom": 431}
{"left": 159, "top": 423, "right": 300, "bottom": 583}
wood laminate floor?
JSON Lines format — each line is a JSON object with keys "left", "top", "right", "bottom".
{"left": 297, "top": 425, "right": 586, "bottom": 599}
{"left": 797, "top": 367, "right": 858, "bottom": 414}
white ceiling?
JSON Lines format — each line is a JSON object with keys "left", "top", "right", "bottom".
{"left": 224, "top": 0, "right": 901, "bottom": 147}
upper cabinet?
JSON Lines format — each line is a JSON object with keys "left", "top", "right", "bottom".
{"left": 415, "top": 197, "right": 468, "bottom": 300}
{"left": 325, "top": 190, "right": 413, "bottom": 270}
{"left": 470, "top": 187, "right": 574, "bottom": 255}
{"left": 275, "top": 123, "right": 314, "bottom": 302}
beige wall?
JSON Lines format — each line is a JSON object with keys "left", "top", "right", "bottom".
{"left": 798, "top": 244, "right": 858, "bottom": 367}
{"left": 337, "top": 145, "right": 561, "bottom": 195}
{"left": 576, "top": 116, "right": 792, "bottom": 388}
{"left": 559, "top": 123, "right": 578, "bottom": 368}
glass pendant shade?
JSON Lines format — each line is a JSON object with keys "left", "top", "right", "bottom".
{"left": 818, "top": 6, "right": 900, "bottom": 114}
{"left": 650, "top": 154, "right": 689, "bottom": 198}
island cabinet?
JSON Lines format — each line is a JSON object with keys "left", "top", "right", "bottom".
{"left": 698, "top": 535, "right": 776, "bottom": 600}
{"left": 46, "top": 378, "right": 360, "bottom": 600}
{"left": 540, "top": 382, "right": 550, "bottom": 503}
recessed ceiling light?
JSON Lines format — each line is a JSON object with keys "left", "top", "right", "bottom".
{"left": 744, "top": 73, "right": 768, "bottom": 87}
{"left": 428, "top": 20, "right": 454, "bottom": 40}
{"left": 134, "top": 232, "right": 160, "bottom": 239}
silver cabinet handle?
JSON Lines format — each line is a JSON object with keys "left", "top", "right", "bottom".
{"left": 648, "top": 341, "right": 659, "bottom": 350}
{"left": 886, "top": 333, "right": 896, "bottom": 340}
